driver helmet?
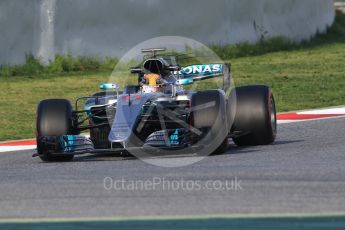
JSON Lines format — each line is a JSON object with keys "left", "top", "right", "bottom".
{"left": 141, "top": 73, "right": 163, "bottom": 93}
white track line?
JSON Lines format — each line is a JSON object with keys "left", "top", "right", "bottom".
{"left": 0, "top": 145, "right": 36, "bottom": 153}
{"left": 277, "top": 115, "right": 345, "bottom": 125}
{"left": 297, "top": 107, "right": 345, "bottom": 115}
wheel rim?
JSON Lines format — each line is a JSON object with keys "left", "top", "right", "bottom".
{"left": 270, "top": 96, "right": 277, "bottom": 133}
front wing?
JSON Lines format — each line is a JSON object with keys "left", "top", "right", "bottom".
{"left": 35, "top": 129, "right": 192, "bottom": 157}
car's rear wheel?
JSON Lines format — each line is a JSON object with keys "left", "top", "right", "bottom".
{"left": 36, "top": 99, "right": 75, "bottom": 162}
{"left": 232, "top": 85, "right": 277, "bottom": 146}
{"left": 191, "top": 90, "right": 229, "bottom": 155}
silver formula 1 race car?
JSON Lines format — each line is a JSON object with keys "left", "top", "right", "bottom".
{"left": 35, "top": 48, "right": 277, "bottom": 162}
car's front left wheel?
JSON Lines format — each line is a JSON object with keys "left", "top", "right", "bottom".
{"left": 191, "top": 90, "right": 229, "bottom": 155}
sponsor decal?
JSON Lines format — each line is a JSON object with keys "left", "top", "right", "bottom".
{"left": 173, "top": 64, "right": 223, "bottom": 78}
{"left": 169, "top": 129, "right": 180, "bottom": 145}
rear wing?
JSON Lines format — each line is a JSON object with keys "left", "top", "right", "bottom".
{"left": 141, "top": 48, "right": 166, "bottom": 58}
{"left": 175, "top": 63, "right": 231, "bottom": 92}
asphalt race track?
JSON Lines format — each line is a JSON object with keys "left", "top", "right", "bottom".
{"left": 0, "top": 117, "right": 345, "bottom": 227}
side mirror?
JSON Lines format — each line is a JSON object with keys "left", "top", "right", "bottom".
{"left": 167, "top": 65, "right": 180, "bottom": 71}
{"left": 176, "top": 78, "right": 194, "bottom": 86}
{"left": 130, "top": 67, "right": 143, "bottom": 74}
{"left": 99, "top": 83, "right": 118, "bottom": 90}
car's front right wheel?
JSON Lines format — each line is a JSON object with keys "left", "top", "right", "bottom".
{"left": 36, "top": 99, "right": 75, "bottom": 162}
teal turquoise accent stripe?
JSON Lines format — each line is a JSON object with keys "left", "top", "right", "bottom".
{"left": 1, "top": 213, "right": 345, "bottom": 230}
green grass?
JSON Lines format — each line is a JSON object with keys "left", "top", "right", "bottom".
{"left": 231, "top": 43, "right": 345, "bottom": 111}
{"left": 228, "top": 11, "right": 345, "bottom": 112}
{"left": 0, "top": 12, "right": 345, "bottom": 141}
{"left": 0, "top": 54, "right": 118, "bottom": 77}
{"left": 0, "top": 72, "right": 109, "bottom": 141}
